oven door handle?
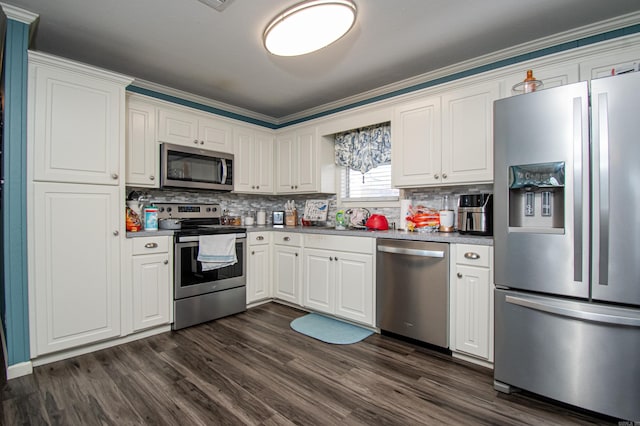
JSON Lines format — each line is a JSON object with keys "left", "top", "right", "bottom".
{"left": 177, "top": 233, "right": 247, "bottom": 243}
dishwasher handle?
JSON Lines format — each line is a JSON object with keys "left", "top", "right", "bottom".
{"left": 377, "top": 245, "right": 445, "bottom": 258}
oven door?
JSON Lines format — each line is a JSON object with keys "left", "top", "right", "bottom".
{"left": 174, "top": 233, "right": 246, "bottom": 300}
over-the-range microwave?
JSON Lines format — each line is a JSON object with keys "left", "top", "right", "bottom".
{"left": 161, "top": 143, "right": 234, "bottom": 191}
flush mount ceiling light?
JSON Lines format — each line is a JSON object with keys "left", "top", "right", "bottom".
{"left": 263, "top": 0, "right": 357, "bottom": 56}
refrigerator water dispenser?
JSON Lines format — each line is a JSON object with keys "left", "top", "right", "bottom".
{"left": 508, "top": 162, "right": 565, "bottom": 232}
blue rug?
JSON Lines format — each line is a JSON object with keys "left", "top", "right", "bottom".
{"left": 290, "top": 313, "right": 374, "bottom": 345}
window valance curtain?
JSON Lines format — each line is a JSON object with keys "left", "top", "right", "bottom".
{"left": 334, "top": 122, "right": 391, "bottom": 174}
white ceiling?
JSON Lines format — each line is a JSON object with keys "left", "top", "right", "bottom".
{"left": 4, "top": 0, "right": 640, "bottom": 122}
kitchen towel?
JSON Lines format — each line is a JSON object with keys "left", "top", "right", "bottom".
{"left": 197, "top": 234, "right": 237, "bottom": 271}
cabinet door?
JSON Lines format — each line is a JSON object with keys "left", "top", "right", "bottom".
{"left": 31, "top": 183, "right": 121, "bottom": 356}
{"left": 302, "top": 248, "right": 334, "bottom": 314}
{"left": 132, "top": 253, "right": 170, "bottom": 331}
{"left": 158, "top": 107, "right": 198, "bottom": 147}
{"left": 334, "top": 252, "right": 373, "bottom": 325}
{"left": 275, "top": 132, "right": 297, "bottom": 193}
{"left": 247, "top": 244, "right": 271, "bottom": 303}
{"left": 198, "top": 116, "right": 233, "bottom": 153}
{"left": 454, "top": 264, "right": 491, "bottom": 359}
{"left": 126, "top": 99, "right": 158, "bottom": 187}
{"left": 295, "top": 127, "right": 317, "bottom": 192}
{"left": 441, "top": 82, "right": 498, "bottom": 184}
{"left": 254, "top": 131, "right": 274, "bottom": 193}
{"left": 30, "top": 63, "right": 123, "bottom": 185}
{"left": 273, "top": 245, "right": 301, "bottom": 304}
{"left": 234, "top": 128, "right": 255, "bottom": 192}
{"left": 392, "top": 97, "right": 441, "bottom": 187}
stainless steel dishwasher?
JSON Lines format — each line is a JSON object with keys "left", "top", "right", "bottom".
{"left": 376, "top": 239, "right": 449, "bottom": 348}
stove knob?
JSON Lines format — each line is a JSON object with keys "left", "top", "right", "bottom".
{"left": 206, "top": 207, "right": 211, "bottom": 212}
{"left": 158, "top": 207, "right": 164, "bottom": 213}
{"left": 167, "top": 207, "right": 172, "bottom": 213}
{"left": 212, "top": 207, "right": 217, "bottom": 212}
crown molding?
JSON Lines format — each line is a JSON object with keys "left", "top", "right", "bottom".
{"left": 0, "top": 3, "right": 38, "bottom": 24}
{"left": 278, "top": 11, "right": 640, "bottom": 124}
{"left": 130, "top": 78, "right": 277, "bottom": 125}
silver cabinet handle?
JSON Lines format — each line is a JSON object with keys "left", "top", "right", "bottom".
{"left": 200, "top": 140, "right": 204, "bottom": 145}
{"left": 334, "top": 256, "right": 338, "bottom": 261}
{"left": 111, "top": 173, "right": 118, "bottom": 180}
{"left": 256, "top": 185, "right": 260, "bottom": 189}
{"left": 329, "top": 257, "right": 333, "bottom": 261}
{"left": 251, "top": 251, "right": 255, "bottom": 255}
{"left": 457, "top": 272, "right": 463, "bottom": 278}
{"left": 377, "top": 245, "right": 444, "bottom": 258}
{"left": 251, "top": 185, "right": 256, "bottom": 189}
{"left": 145, "top": 242, "right": 158, "bottom": 249}
{"left": 434, "top": 173, "right": 439, "bottom": 180}
{"left": 291, "top": 185, "right": 294, "bottom": 190}
{"left": 256, "top": 236, "right": 264, "bottom": 241}
{"left": 464, "top": 252, "right": 480, "bottom": 260}
{"left": 163, "top": 260, "right": 169, "bottom": 265}
{"left": 442, "top": 173, "right": 447, "bottom": 179}
{"left": 284, "top": 236, "right": 290, "bottom": 241}
{"left": 149, "top": 175, "right": 155, "bottom": 181}
{"left": 294, "top": 185, "right": 298, "bottom": 189}
{"left": 295, "top": 252, "right": 298, "bottom": 257}
{"left": 113, "top": 230, "right": 119, "bottom": 236}
{"left": 193, "top": 139, "right": 199, "bottom": 145}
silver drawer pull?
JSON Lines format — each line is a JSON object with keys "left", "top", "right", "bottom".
{"left": 256, "top": 236, "right": 264, "bottom": 241}
{"left": 284, "top": 236, "right": 290, "bottom": 241}
{"left": 145, "top": 242, "right": 158, "bottom": 249}
{"left": 163, "top": 260, "right": 168, "bottom": 265}
{"left": 464, "top": 252, "right": 480, "bottom": 260}
{"left": 457, "top": 272, "right": 463, "bottom": 278}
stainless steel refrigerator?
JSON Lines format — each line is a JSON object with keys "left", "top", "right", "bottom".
{"left": 493, "top": 72, "right": 640, "bottom": 421}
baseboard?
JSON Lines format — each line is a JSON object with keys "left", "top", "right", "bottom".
{"left": 7, "top": 361, "right": 33, "bottom": 379}
{"left": 452, "top": 351, "right": 494, "bottom": 370}
{"left": 31, "top": 325, "right": 171, "bottom": 368}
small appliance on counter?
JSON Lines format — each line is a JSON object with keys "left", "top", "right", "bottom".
{"left": 457, "top": 193, "right": 493, "bottom": 236}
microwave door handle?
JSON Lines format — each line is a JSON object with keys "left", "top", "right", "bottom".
{"left": 220, "top": 159, "right": 228, "bottom": 184}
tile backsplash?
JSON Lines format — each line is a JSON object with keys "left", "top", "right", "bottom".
{"left": 127, "top": 183, "right": 493, "bottom": 228}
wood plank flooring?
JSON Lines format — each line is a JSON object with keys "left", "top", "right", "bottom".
{"left": 1, "top": 303, "right": 617, "bottom": 425}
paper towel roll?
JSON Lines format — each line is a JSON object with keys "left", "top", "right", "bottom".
{"left": 400, "top": 199, "right": 412, "bottom": 230}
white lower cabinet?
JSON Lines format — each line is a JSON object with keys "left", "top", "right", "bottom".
{"left": 450, "top": 244, "right": 494, "bottom": 365}
{"left": 272, "top": 233, "right": 302, "bottom": 305}
{"left": 130, "top": 237, "right": 172, "bottom": 332}
{"left": 303, "top": 235, "right": 374, "bottom": 326}
{"left": 247, "top": 232, "right": 272, "bottom": 304}
{"left": 30, "top": 182, "right": 122, "bottom": 356}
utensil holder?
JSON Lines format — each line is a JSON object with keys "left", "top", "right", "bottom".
{"left": 285, "top": 210, "right": 297, "bottom": 226}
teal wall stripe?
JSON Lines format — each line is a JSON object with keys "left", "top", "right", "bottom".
{"left": 127, "top": 23, "right": 640, "bottom": 130}
{"left": 2, "top": 19, "right": 30, "bottom": 365}
{"left": 126, "top": 85, "right": 278, "bottom": 129}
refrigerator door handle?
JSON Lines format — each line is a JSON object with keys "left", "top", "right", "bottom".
{"left": 505, "top": 295, "right": 640, "bottom": 327}
{"left": 594, "top": 92, "right": 610, "bottom": 286}
{"left": 572, "top": 96, "right": 584, "bottom": 283}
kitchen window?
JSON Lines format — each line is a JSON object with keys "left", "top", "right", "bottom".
{"left": 339, "top": 164, "right": 399, "bottom": 202}
{"left": 335, "top": 122, "right": 398, "bottom": 204}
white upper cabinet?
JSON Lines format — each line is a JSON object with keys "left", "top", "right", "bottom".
{"left": 126, "top": 95, "right": 158, "bottom": 187}
{"left": 29, "top": 52, "right": 132, "bottom": 185}
{"left": 393, "top": 80, "right": 497, "bottom": 187}
{"left": 234, "top": 126, "right": 274, "bottom": 194}
{"left": 440, "top": 81, "right": 499, "bottom": 184}
{"left": 158, "top": 106, "right": 233, "bottom": 153}
{"left": 392, "top": 96, "right": 442, "bottom": 187}
{"left": 275, "top": 125, "right": 335, "bottom": 194}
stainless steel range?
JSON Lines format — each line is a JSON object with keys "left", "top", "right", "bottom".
{"left": 156, "top": 203, "right": 246, "bottom": 330}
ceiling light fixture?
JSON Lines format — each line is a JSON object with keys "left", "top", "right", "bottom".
{"left": 263, "top": 0, "right": 357, "bottom": 57}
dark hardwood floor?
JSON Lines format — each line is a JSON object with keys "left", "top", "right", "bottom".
{"left": 1, "top": 303, "right": 617, "bottom": 425}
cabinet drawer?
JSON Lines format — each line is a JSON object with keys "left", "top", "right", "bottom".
{"left": 248, "top": 232, "right": 271, "bottom": 245}
{"left": 272, "top": 232, "right": 301, "bottom": 246}
{"left": 455, "top": 244, "right": 491, "bottom": 267}
{"left": 133, "top": 237, "right": 170, "bottom": 255}
{"left": 304, "top": 234, "right": 375, "bottom": 254}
